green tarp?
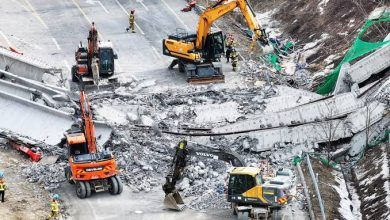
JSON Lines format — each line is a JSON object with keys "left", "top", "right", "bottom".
{"left": 316, "top": 12, "right": 390, "bottom": 94}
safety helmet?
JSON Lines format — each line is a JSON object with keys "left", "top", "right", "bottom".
{"left": 179, "top": 140, "right": 187, "bottom": 149}
{"left": 52, "top": 194, "right": 60, "bottom": 200}
{"left": 0, "top": 171, "right": 3, "bottom": 178}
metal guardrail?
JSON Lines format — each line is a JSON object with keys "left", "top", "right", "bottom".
{"left": 305, "top": 155, "right": 327, "bottom": 220}
{"left": 296, "top": 161, "right": 315, "bottom": 220}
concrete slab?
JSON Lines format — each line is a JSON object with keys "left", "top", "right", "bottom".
{"left": 0, "top": 47, "right": 60, "bottom": 81}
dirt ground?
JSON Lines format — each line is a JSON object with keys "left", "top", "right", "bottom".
{"left": 302, "top": 157, "right": 342, "bottom": 220}
{"left": 0, "top": 146, "right": 51, "bottom": 220}
{"left": 353, "top": 143, "right": 390, "bottom": 219}
{"left": 274, "top": 0, "right": 389, "bottom": 71}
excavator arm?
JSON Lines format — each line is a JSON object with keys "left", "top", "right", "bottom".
{"left": 196, "top": 0, "right": 268, "bottom": 49}
{"left": 79, "top": 91, "right": 97, "bottom": 154}
{"left": 162, "top": 141, "right": 245, "bottom": 210}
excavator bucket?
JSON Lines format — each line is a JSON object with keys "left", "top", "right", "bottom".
{"left": 164, "top": 192, "right": 185, "bottom": 211}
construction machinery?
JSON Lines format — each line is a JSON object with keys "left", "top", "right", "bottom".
{"left": 163, "top": 0, "right": 271, "bottom": 84}
{"left": 64, "top": 88, "right": 122, "bottom": 198}
{"left": 72, "top": 22, "right": 118, "bottom": 85}
{"left": 8, "top": 140, "right": 41, "bottom": 162}
{"left": 162, "top": 141, "right": 288, "bottom": 219}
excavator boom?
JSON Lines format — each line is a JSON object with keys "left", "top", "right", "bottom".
{"left": 163, "top": 0, "right": 270, "bottom": 83}
{"left": 79, "top": 91, "right": 97, "bottom": 154}
{"left": 162, "top": 141, "right": 245, "bottom": 210}
{"left": 196, "top": 0, "right": 268, "bottom": 49}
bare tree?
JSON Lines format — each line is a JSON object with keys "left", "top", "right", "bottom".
{"left": 363, "top": 93, "right": 382, "bottom": 152}
{"left": 315, "top": 99, "right": 344, "bottom": 164}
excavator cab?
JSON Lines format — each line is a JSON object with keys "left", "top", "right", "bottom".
{"left": 97, "top": 42, "right": 117, "bottom": 77}
{"left": 227, "top": 167, "right": 286, "bottom": 210}
{"left": 202, "top": 31, "right": 225, "bottom": 62}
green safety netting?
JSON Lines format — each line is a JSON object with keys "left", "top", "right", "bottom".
{"left": 316, "top": 12, "right": 390, "bottom": 95}
{"left": 245, "top": 28, "right": 294, "bottom": 72}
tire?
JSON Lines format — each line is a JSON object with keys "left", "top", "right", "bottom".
{"left": 76, "top": 181, "right": 87, "bottom": 199}
{"left": 114, "top": 176, "right": 123, "bottom": 195}
{"left": 178, "top": 62, "right": 185, "bottom": 73}
{"left": 85, "top": 181, "right": 92, "bottom": 198}
{"left": 237, "top": 211, "right": 249, "bottom": 220}
{"left": 232, "top": 203, "right": 237, "bottom": 215}
{"left": 71, "top": 65, "right": 78, "bottom": 82}
{"left": 233, "top": 208, "right": 237, "bottom": 216}
{"left": 272, "top": 208, "right": 281, "bottom": 220}
{"left": 108, "top": 177, "right": 118, "bottom": 195}
{"left": 65, "top": 167, "right": 74, "bottom": 184}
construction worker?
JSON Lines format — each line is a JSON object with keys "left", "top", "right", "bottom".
{"left": 91, "top": 58, "right": 99, "bottom": 86}
{"left": 47, "top": 194, "right": 60, "bottom": 220}
{"left": 88, "top": 22, "right": 98, "bottom": 43}
{"left": 175, "top": 140, "right": 188, "bottom": 168}
{"left": 126, "top": 10, "right": 136, "bottom": 33}
{"left": 225, "top": 35, "right": 234, "bottom": 63}
{"left": 0, "top": 171, "right": 7, "bottom": 203}
{"left": 230, "top": 48, "right": 238, "bottom": 71}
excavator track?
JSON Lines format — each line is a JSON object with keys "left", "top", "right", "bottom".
{"left": 188, "top": 75, "right": 225, "bottom": 84}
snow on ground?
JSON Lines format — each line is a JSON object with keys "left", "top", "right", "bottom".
{"left": 332, "top": 171, "right": 361, "bottom": 220}
{"left": 318, "top": 0, "right": 330, "bottom": 14}
{"left": 256, "top": 9, "right": 282, "bottom": 39}
{"left": 381, "top": 145, "right": 390, "bottom": 211}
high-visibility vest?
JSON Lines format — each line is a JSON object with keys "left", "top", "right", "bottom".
{"left": 0, "top": 180, "right": 5, "bottom": 191}
{"left": 129, "top": 15, "right": 135, "bottom": 23}
{"left": 51, "top": 201, "right": 59, "bottom": 212}
{"left": 277, "top": 196, "right": 288, "bottom": 204}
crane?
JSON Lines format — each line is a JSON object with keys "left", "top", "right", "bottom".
{"left": 64, "top": 88, "right": 123, "bottom": 198}
{"left": 163, "top": 0, "right": 271, "bottom": 84}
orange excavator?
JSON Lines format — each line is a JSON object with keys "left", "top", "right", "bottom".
{"left": 72, "top": 22, "right": 118, "bottom": 84}
{"left": 64, "top": 89, "right": 122, "bottom": 198}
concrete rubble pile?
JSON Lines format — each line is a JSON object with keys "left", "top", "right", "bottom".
{"left": 239, "top": 60, "right": 313, "bottom": 89}
{"left": 109, "top": 129, "right": 173, "bottom": 193}
{"left": 20, "top": 162, "right": 67, "bottom": 191}
{"left": 375, "top": 80, "right": 390, "bottom": 106}
{"left": 91, "top": 85, "right": 280, "bottom": 130}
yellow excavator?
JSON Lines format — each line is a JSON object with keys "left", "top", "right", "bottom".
{"left": 163, "top": 140, "right": 289, "bottom": 219}
{"left": 163, "top": 0, "right": 271, "bottom": 84}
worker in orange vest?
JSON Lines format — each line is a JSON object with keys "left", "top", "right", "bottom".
{"left": 0, "top": 171, "right": 7, "bottom": 203}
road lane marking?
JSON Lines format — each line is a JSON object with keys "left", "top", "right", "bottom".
{"left": 52, "top": 38, "right": 61, "bottom": 50}
{"left": 0, "top": 31, "right": 13, "bottom": 47}
{"left": 160, "top": 0, "right": 190, "bottom": 31}
{"left": 23, "top": 0, "right": 49, "bottom": 29}
{"left": 151, "top": 46, "right": 162, "bottom": 59}
{"left": 97, "top": 1, "right": 109, "bottom": 14}
{"left": 136, "top": 0, "right": 149, "bottom": 11}
{"left": 70, "top": 0, "right": 92, "bottom": 24}
{"left": 114, "top": 0, "right": 145, "bottom": 35}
